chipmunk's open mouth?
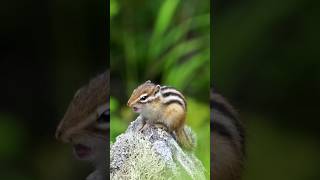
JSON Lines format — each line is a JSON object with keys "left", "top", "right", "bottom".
{"left": 133, "top": 106, "right": 141, "bottom": 113}
{"left": 73, "top": 144, "right": 92, "bottom": 159}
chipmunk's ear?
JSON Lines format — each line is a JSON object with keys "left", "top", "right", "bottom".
{"left": 145, "top": 80, "right": 151, "bottom": 84}
{"left": 154, "top": 84, "right": 161, "bottom": 94}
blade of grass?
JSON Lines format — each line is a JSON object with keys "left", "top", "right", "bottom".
{"left": 110, "top": 0, "right": 119, "bottom": 18}
{"left": 123, "top": 32, "right": 138, "bottom": 95}
{"left": 145, "top": 35, "right": 208, "bottom": 78}
{"left": 148, "top": 0, "right": 180, "bottom": 63}
{"left": 150, "top": 14, "right": 210, "bottom": 60}
{"left": 163, "top": 35, "right": 208, "bottom": 70}
{"left": 164, "top": 48, "right": 209, "bottom": 89}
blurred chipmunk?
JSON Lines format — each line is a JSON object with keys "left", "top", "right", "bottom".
{"left": 211, "top": 89, "right": 245, "bottom": 180}
{"left": 55, "top": 71, "right": 109, "bottom": 180}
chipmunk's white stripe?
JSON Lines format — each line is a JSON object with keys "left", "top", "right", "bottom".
{"left": 139, "top": 92, "right": 162, "bottom": 104}
{"left": 139, "top": 93, "right": 149, "bottom": 103}
{"left": 146, "top": 96, "right": 158, "bottom": 102}
{"left": 160, "top": 86, "right": 167, "bottom": 90}
{"left": 160, "top": 87, "right": 186, "bottom": 109}
{"left": 161, "top": 88, "right": 184, "bottom": 98}
{"left": 139, "top": 93, "right": 148, "bottom": 99}
{"left": 162, "top": 96, "right": 186, "bottom": 108}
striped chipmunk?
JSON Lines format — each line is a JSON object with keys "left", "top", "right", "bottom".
{"left": 127, "top": 80, "right": 195, "bottom": 150}
{"left": 55, "top": 71, "right": 109, "bottom": 180}
{"left": 211, "top": 89, "right": 245, "bottom": 180}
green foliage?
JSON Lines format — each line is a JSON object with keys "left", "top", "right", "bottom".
{"left": 150, "top": 0, "right": 180, "bottom": 50}
{"left": 186, "top": 98, "right": 210, "bottom": 173}
{"left": 111, "top": 0, "right": 210, "bottom": 98}
{"left": 110, "top": 0, "right": 119, "bottom": 18}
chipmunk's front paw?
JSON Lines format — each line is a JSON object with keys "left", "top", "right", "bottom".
{"left": 139, "top": 123, "right": 150, "bottom": 132}
{"left": 154, "top": 123, "right": 168, "bottom": 131}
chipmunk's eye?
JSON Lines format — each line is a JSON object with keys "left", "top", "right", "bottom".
{"left": 97, "top": 109, "right": 109, "bottom": 123}
{"left": 140, "top": 95, "right": 148, "bottom": 101}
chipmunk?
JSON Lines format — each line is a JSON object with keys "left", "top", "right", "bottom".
{"left": 211, "top": 89, "right": 245, "bottom": 180}
{"left": 55, "top": 71, "right": 109, "bottom": 180}
{"left": 127, "top": 80, "right": 194, "bottom": 150}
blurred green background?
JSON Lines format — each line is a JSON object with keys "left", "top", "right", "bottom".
{"left": 0, "top": 0, "right": 107, "bottom": 179}
{"left": 110, "top": 0, "right": 210, "bottom": 178}
{"left": 214, "top": 0, "right": 320, "bottom": 179}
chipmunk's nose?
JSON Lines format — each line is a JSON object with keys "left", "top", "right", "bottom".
{"left": 55, "top": 128, "right": 71, "bottom": 143}
{"left": 55, "top": 129, "right": 62, "bottom": 139}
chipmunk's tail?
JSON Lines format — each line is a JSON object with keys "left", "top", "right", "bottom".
{"left": 175, "top": 126, "right": 196, "bottom": 151}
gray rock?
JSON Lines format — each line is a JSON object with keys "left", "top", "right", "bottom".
{"left": 110, "top": 115, "right": 206, "bottom": 180}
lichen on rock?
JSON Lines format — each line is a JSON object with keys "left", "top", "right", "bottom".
{"left": 110, "top": 115, "right": 206, "bottom": 180}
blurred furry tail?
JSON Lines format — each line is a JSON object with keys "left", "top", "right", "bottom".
{"left": 175, "top": 126, "right": 196, "bottom": 151}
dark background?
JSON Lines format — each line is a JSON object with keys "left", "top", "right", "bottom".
{"left": 0, "top": 0, "right": 107, "bottom": 179}
{"left": 214, "top": 0, "right": 320, "bottom": 179}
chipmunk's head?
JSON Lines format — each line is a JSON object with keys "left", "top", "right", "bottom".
{"left": 55, "top": 71, "right": 109, "bottom": 163}
{"left": 127, "top": 80, "right": 161, "bottom": 113}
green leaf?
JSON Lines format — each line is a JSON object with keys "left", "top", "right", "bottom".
{"left": 110, "top": 0, "right": 119, "bottom": 18}
{"left": 164, "top": 48, "right": 209, "bottom": 90}
{"left": 110, "top": 96, "right": 119, "bottom": 113}
{"left": 150, "top": 14, "right": 210, "bottom": 60}
{"left": 163, "top": 35, "right": 208, "bottom": 69}
{"left": 149, "top": 0, "right": 180, "bottom": 60}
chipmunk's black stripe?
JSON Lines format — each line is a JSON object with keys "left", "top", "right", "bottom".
{"left": 211, "top": 120, "right": 241, "bottom": 154}
{"left": 212, "top": 104, "right": 245, "bottom": 154}
{"left": 211, "top": 93, "right": 246, "bottom": 155}
{"left": 97, "top": 111, "right": 110, "bottom": 123}
{"left": 162, "top": 91, "right": 187, "bottom": 109}
{"left": 211, "top": 120, "right": 233, "bottom": 140}
{"left": 211, "top": 99, "right": 237, "bottom": 121}
{"left": 164, "top": 99, "right": 184, "bottom": 107}
{"left": 162, "top": 91, "right": 184, "bottom": 101}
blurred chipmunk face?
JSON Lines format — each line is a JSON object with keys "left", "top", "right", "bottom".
{"left": 56, "top": 107, "right": 109, "bottom": 162}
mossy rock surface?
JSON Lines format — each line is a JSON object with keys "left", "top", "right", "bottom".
{"left": 110, "top": 116, "right": 206, "bottom": 180}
